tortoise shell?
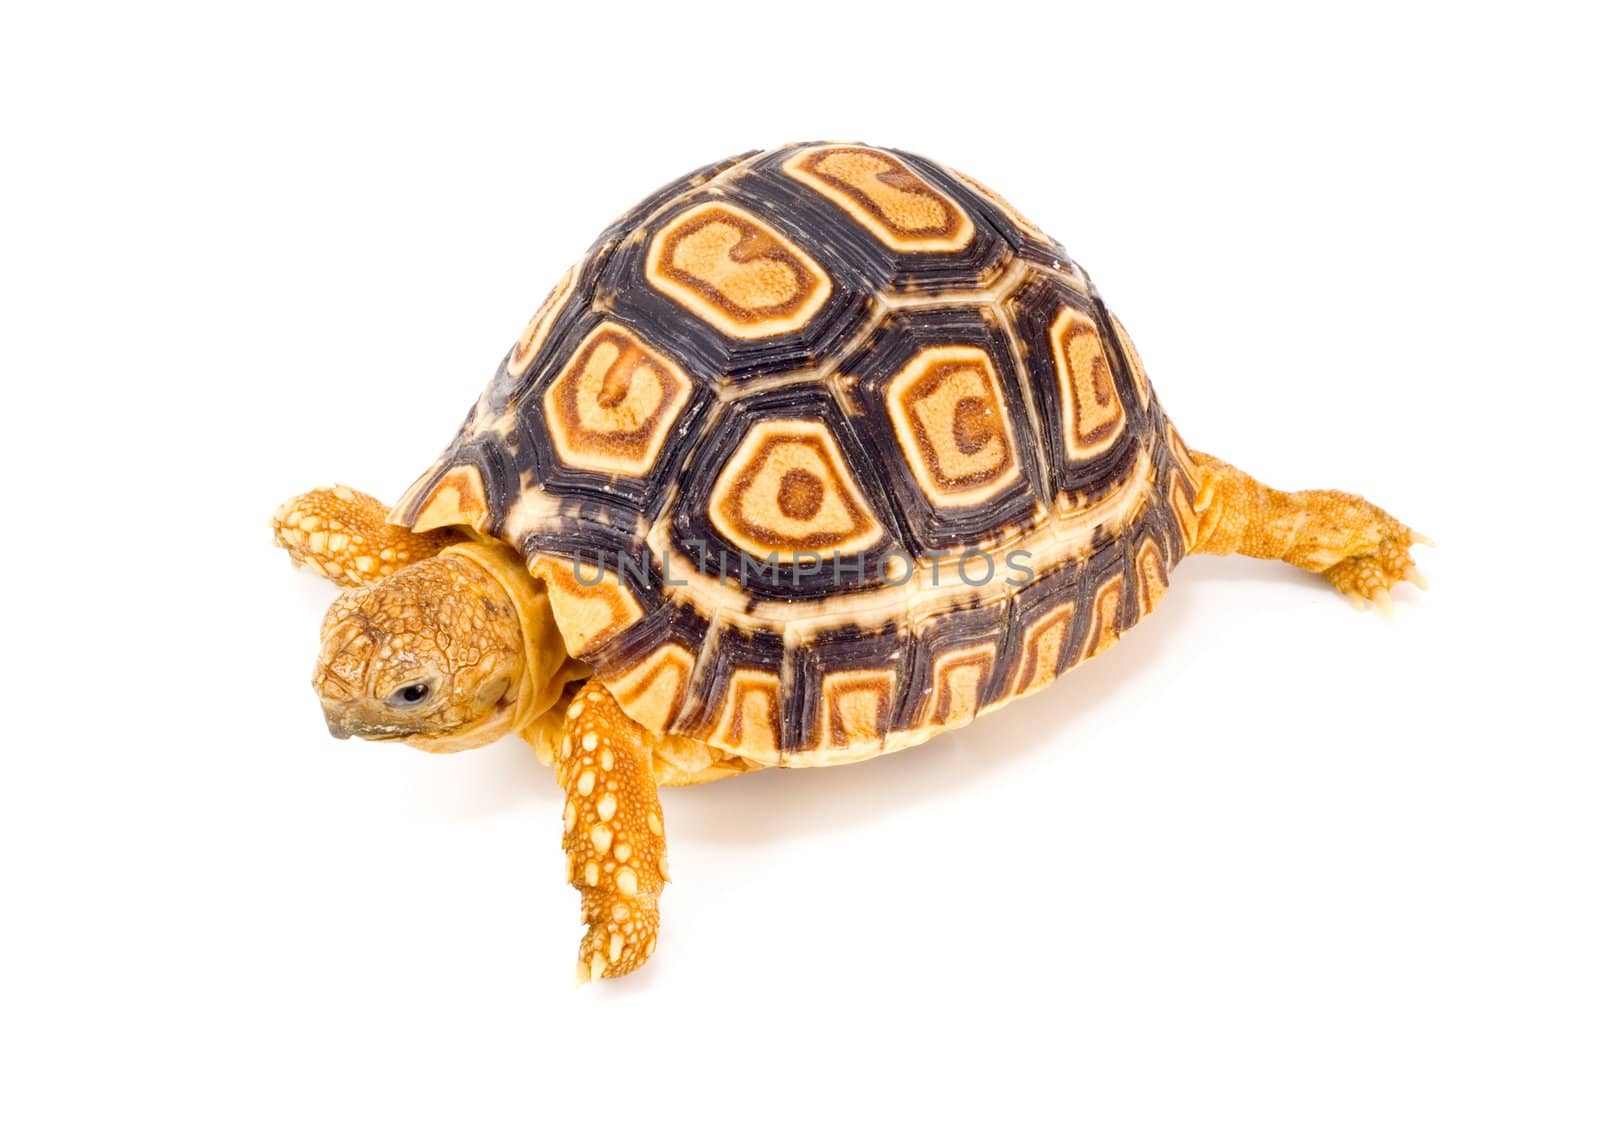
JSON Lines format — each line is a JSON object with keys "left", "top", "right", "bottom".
{"left": 395, "top": 143, "right": 1202, "bottom": 769}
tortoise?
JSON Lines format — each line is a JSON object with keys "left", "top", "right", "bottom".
{"left": 273, "top": 143, "right": 1426, "bottom": 981}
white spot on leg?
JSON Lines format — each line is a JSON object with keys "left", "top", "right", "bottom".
{"left": 616, "top": 866, "right": 638, "bottom": 897}
{"left": 596, "top": 793, "right": 617, "bottom": 822}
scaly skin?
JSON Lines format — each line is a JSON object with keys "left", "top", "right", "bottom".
{"left": 275, "top": 486, "right": 666, "bottom": 980}
{"left": 274, "top": 485, "right": 462, "bottom": 586}
{"left": 1188, "top": 451, "right": 1429, "bottom": 613}
{"left": 554, "top": 683, "right": 669, "bottom": 982}
{"left": 315, "top": 553, "right": 528, "bottom": 749}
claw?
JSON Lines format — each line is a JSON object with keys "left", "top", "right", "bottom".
{"left": 576, "top": 960, "right": 591, "bottom": 987}
{"left": 1346, "top": 592, "right": 1371, "bottom": 612}
{"left": 1404, "top": 564, "right": 1429, "bottom": 590}
{"left": 1370, "top": 588, "right": 1395, "bottom": 619}
{"left": 1413, "top": 532, "right": 1436, "bottom": 548}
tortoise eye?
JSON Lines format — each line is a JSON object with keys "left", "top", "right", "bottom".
{"left": 385, "top": 681, "right": 433, "bottom": 709}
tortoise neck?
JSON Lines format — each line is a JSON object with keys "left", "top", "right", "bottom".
{"left": 439, "top": 540, "right": 578, "bottom": 735}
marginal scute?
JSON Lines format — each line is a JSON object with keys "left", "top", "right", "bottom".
{"left": 1011, "top": 604, "right": 1075, "bottom": 697}
{"left": 645, "top": 201, "right": 832, "bottom": 339}
{"left": 1084, "top": 574, "right": 1124, "bottom": 660}
{"left": 1135, "top": 536, "right": 1168, "bottom": 616}
{"left": 708, "top": 669, "right": 782, "bottom": 753}
{"left": 1167, "top": 421, "right": 1201, "bottom": 491}
{"left": 783, "top": 144, "right": 975, "bottom": 253}
{"left": 543, "top": 322, "right": 692, "bottom": 477}
{"left": 1169, "top": 469, "right": 1201, "bottom": 552}
{"left": 609, "top": 642, "right": 695, "bottom": 732}
{"left": 819, "top": 669, "right": 897, "bottom": 749}
{"left": 927, "top": 644, "right": 995, "bottom": 728}
{"left": 532, "top": 556, "right": 644, "bottom": 658}
{"left": 402, "top": 465, "right": 490, "bottom": 534}
{"left": 708, "top": 418, "right": 884, "bottom": 558}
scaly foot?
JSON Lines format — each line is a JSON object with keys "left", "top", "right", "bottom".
{"left": 1323, "top": 523, "right": 1431, "bottom": 616}
{"left": 1188, "top": 452, "right": 1429, "bottom": 616}
{"left": 273, "top": 485, "right": 461, "bottom": 586}
{"left": 556, "top": 682, "right": 669, "bottom": 983}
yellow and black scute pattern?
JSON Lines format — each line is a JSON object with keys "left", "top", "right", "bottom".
{"left": 396, "top": 143, "right": 1199, "bottom": 766}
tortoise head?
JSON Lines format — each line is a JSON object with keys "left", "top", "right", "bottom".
{"left": 314, "top": 550, "right": 534, "bottom": 753}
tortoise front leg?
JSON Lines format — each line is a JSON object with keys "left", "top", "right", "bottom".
{"left": 272, "top": 485, "right": 462, "bottom": 587}
{"left": 556, "top": 681, "right": 669, "bottom": 982}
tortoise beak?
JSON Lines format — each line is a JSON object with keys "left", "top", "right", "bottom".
{"left": 318, "top": 700, "right": 423, "bottom": 743}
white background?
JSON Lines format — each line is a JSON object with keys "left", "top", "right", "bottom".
{"left": 3, "top": 2, "right": 1596, "bottom": 1124}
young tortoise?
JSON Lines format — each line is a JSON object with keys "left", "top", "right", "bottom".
{"left": 275, "top": 143, "right": 1426, "bottom": 981}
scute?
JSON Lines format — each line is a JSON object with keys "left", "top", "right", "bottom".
{"left": 726, "top": 147, "right": 1014, "bottom": 295}
{"left": 601, "top": 190, "right": 875, "bottom": 385}
{"left": 1004, "top": 270, "right": 1142, "bottom": 500}
{"left": 644, "top": 200, "right": 835, "bottom": 340}
{"left": 898, "top": 600, "right": 1010, "bottom": 731}
{"left": 397, "top": 142, "right": 1200, "bottom": 767}
{"left": 838, "top": 306, "right": 1048, "bottom": 554}
{"left": 707, "top": 419, "right": 884, "bottom": 557}
{"left": 542, "top": 322, "right": 695, "bottom": 479}
{"left": 672, "top": 385, "right": 907, "bottom": 599}
{"left": 780, "top": 144, "right": 976, "bottom": 254}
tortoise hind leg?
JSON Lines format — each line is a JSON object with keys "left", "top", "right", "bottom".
{"left": 556, "top": 682, "right": 669, "bottom": 982}
{"left": 1187, "top": 451, "right": 1429, "bottom": 613}
{"left": 272, "top": 485, "right": 462, "bottom": 586}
